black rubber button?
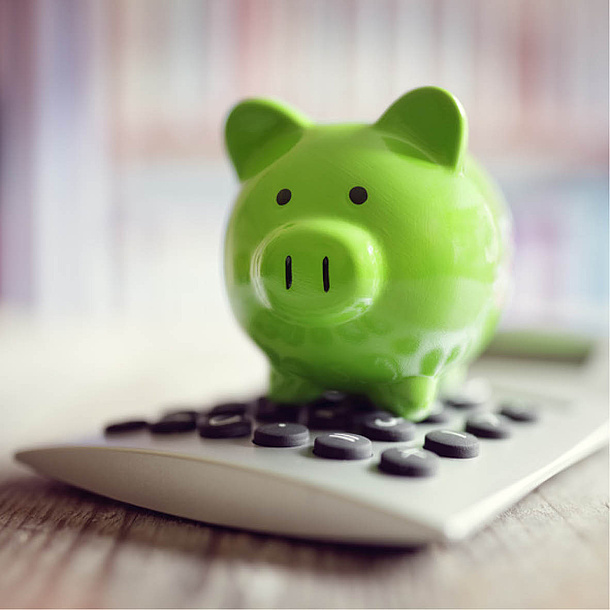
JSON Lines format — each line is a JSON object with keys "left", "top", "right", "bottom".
{"left": 313, "top": 432, "right": 373, "bottom": 460}
{"left": 307, "top": 392, "right": 350, "bottom": 429}
{"left": 500, "top": 400, "right": 540, "bottom": 422}
{"left": 349, "top": 408, "right": 387, "bottom": 431}
{"left": 466, "top": 413, "right": 512, "bottom": 439}
{"left": 255, "top": 397, "right": 304, "bottom": 423}
{"left": 253, "top": 423, "right": 309, "bottom": 447}
{"left": 306, "top": 406, "right": 350, "bottom": 429}
{"left": 379, "top": 447, "right": 440, "bottom": 477}
{"left": 444, "top": 394, "right": 481, "bottom": 409}
{"left": 443, "top": 379, "right": 491, "bottom": 409}
{"left": 360, "top": 412, "right": 416, "bottom": 442}
{"left": 303, "top": 394, "right": 342, "bottom": 426}
{"left": 198, "top": 413, "right": 252, "bottom": 438}
{"left": 104, "top": 419, "right": 148, "bottom": 435}
{"left": 420, "top": 400, "right": 450, "bottom": 424}
{"left": 208, "top": 402, "right": 250, "bottom": 417}
{"left": 149, "top": 412, "right": 196, "bottom": 434}
{"left": 424, "top": 429, "right": 480, "bottom": 458}
{"left": 162, "top": 408, "right": 200, "bottom": 419}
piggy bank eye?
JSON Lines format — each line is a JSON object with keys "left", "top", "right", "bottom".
{"left": 349, "top": 186, "right": 367, "bottom": 205}
{"left": 276, "top": 188, "right": 292, "bottom": 205}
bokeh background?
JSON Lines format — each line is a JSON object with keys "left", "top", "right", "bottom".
{"left": 1, "top": 0, "right": 608, "bottom": 336}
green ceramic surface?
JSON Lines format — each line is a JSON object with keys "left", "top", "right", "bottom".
{"left": 224, "top": 86, "right": 512, "bottom": 420}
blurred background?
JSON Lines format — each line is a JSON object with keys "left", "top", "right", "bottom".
{"left": 0, "top": 0, "right": 608, "bottom": 334}
{"left": 0, "top": 6, "right": 607, "bottom": 601}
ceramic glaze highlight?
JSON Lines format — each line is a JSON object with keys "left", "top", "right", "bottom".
{"left": 223, "top": 86, "right": 512, "bottom": 420}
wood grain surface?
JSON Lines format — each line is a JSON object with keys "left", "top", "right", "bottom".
{"left": 0, "top": 448, "right": 607, "bottom": 609}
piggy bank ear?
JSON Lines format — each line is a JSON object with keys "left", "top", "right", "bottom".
{"left": 225, "top": 99, "right": 310, "bottom": 181}
{"left": 375, "top": 87, "right": 468, "bottom": 171}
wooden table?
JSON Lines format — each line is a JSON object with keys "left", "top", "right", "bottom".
{"left": 0, "top": 450, "right": 607, "bottom": 609}
{"left": 0, "top": 314, "right": 607, "bottom": 608}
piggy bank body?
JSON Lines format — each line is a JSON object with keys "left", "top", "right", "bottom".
{"left": 224, "top": 87, "right": 511, "bottom": 420}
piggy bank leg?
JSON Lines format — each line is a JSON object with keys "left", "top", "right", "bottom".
{"left": 369, "top": 376, "right": 438, "bottom": 421}
{"left": 268, "top": 366, "right": 324, "bottom": 404}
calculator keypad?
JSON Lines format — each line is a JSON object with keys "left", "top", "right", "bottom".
{"left": 103, "top": 381, "right": 543, "bottom": 479}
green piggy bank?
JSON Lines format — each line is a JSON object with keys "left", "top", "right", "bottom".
{"left": 224, "top": 86, "right": 511, "bottom": 421}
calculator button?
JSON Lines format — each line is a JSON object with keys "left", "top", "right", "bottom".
{"left": 500, "top": 400, "right": 540, "bottom": 422}
{"left": 313, "top": 433, "right": 373, "bottom": 460}
{"left": 253, "top": 423, "right": 309, "bottom": 447}
{"left": 348, "top": 409, "right": 385, "bottom": 431}
{"left": 306, "top": 405, "right": 350, "bottom": 430}
{"left": 420, "top": 400, "right": 450, "bottom": 424}
{"left": 379, "top": 447, "right": 439, "bottom": 477}
{"left": 466, "top": 413, "right": 512, "bottom": 439}
{"left": 161, "top": 408, "right": 200, "bottom": 419}
{"left": 443, "top": 378, "right": 491, "bottom": 409}
{"left": 424, "top": 429, "right": 480, "bottom": 458}
{"left": 255, "top": 397, "right": 304, "bottom": 423}
{"left": 360, "top": 413, "right": 416, "bottom": 442}
{"left": 208, "top": 402, "right": 250, "bottom": 417}
{"left": 104, "top": 419, "right": 148, "bottom": 435}
{"left": 198, "top": 413, "right": 252, "bottom": 438}
{"left": 150, "top": 413, "right": 196, "bottom": 434}
{"left": 306, "top": 391, "right": 352, "bottom": 429}
{"left": 444, "top": 394, "right": 481, "bottom": 409}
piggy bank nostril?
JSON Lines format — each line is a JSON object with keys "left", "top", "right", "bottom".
{"left": 285, "top": 255, "right": 292, "bottom": 290}
{"left": 323, "top": 256, "right": 330, "bottom": 293}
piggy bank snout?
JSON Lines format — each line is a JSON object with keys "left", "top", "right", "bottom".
{"left": 251, "top": 219, "right": 384, "bottom": 325}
